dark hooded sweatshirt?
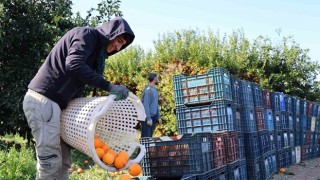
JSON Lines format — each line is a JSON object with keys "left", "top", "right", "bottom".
{"left": 28, "top": 17, "right": 134, "bottom": 109}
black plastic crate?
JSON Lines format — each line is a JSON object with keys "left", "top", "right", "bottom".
{"left": 246, "top": 157, "right": 262, "bottom": 180}
{"left": 224, "top": 131, "right": 239, "bottom": 163}
{"left": 140, "top": 133, "right": 215, "bottom": 178}
{"left": 265, "top": 109, "right": 274, "bottom": 131}
{"left": 255, "top": 107, "right": 266, "bottom": 131}
{"left": 260, "top": 150, "right": 277, "bottom": 180}
{"left": 244, "top": 132, "right": 261, "bottom": 159}
{"left": 176, "top": 100, "right": 236, "bottom": 134}
{"left": 200, "top": 165, "right": 228, "bottom": 180}
{"left": 314, "top": 132, "right": 320, "bottom": 145}
{"left": 241, "top": 107, "right": 257, "bottom": 133}
{"left": 313, "top": 144, "right": 320, "bottom": 158}
{"left": 228, "top": 159, "right": 247, "bottom": 180}
{"left": 231, "top": 75, "right": 241, "bottom": 106}
{"left": 276, "top": 147, "right": 291, "bottom": 168}
{"left": 293, "top": 114, "right": 301, "bottom": 132}
{"left": 173, "top": 67, "right": 232, "bottom": 106}
{"left": 293, "top": 97, "right": 301, "bottom": 115}
{"left": 251, "top": 82, "right": 263, "bottom": 107}
{"left": 262, "top": 89, "right": 272, "bottom": 109}
{"left": 237, "top": 132, "right": 245, "bottom": 160}
{"left": 285, "top": 95, "right": 293, "bottom": 113}
{"left": 301, "top": 145, "right": 312, "bottom": 161}
{"left": 181, "top": 174, "right": 198, "bottom": 180}
{"left": 271, "top": 92, "right": 286, "bottom": 112}
{"left": 258, "top": 130, "right": 270, "bottom": 155}
{"left": 240, "top": 80, "right": 254, "bottom": 107}
{"left": 275, "top": 131, "right": 283, "bottom": 150}
{"left": 269, "top": 130, "right": 276, "bottom": 151}
{"left": 300, "top": 100, "right": 307, "bottom": 116}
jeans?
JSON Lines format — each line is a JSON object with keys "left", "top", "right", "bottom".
{"left": 141, "top": 116, "right": 157, "bottom": 138}
{"left": 23, "top": 89, "right": 71, "bottom": 180}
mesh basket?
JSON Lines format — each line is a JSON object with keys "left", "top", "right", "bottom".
{"left": 60, "top": 93, "right": 146, "bottom": 172}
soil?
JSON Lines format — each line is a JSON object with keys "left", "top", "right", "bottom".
{"left": 271, "top": 158, "right": 320, "bottom": 180}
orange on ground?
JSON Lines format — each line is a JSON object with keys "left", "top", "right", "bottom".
{"left": 102, "top": 144, "right": 110, "bottom": 152}
{"left": 102, "top": 153, "right": 115, "bottom": 165}
{"left": 107, "top": 149, "right": 117, "bottom": 157}
{"left": 118, "top": 151, "right": 129, "bottom": 161}
{"left": 114, "top": 156, "right": 126, "bottom": 169}
{"left": 77, "top": 168, "right": 83, "bottom": 174}
{"left": 94, "top": 138, "right": 104, "bottom": 149}
{"left": 119, "top": 175, "right": 131, "bottom": 180}
{"left": 279, "top": 168, "right": 286, "bottom": 173}
{"left": 128, "top": 163, "right": 142, "bottom": 176}
{"left": 96, "top": 148, "right": 105, "bottom": 159}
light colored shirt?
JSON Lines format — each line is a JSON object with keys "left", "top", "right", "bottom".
{"left": 141, "top": 85, "right": 161, "bottom": 120}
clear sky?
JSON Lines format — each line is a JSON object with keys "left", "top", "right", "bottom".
{"left": 72, "top": 0, "right": 320, "bottom": 62}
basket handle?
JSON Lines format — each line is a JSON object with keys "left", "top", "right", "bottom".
{"left": 109, "top": 92, "right": 139, "bottom": 101}
{"left": 122, "top": 142, "right": 146, "bottom": 169}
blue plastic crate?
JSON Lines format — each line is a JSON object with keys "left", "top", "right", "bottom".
{"left": 290, "top": 147, "right": 296, "bottom": 164}
{"left": 276, "top": 147, "right": 291, "bottom": 168}
{"left": 294, "top": 130, "right": 302, "bottom": 146}
{"left": 293, "top": 114, "right": 301, "bottom": 132}
{"left": 173, "top": 67, "right": 232, "bottom": 106}
{"left": 273, "top": 112, "right": 286, "bottom": 131}
{"left": 244, "top": 132, "right": 261, "bottom": 159}
{"left": 260, "top": 150, "right": 277, "bottom": 180}
{"left": 231, "top": 75, "right": 241, "bottom": 106}
{"left": 300, "top": 100, "right": 307, "bottom": 115}
{"left": 200, "top": 166, "right": 228, "bottom": 180}
{"left": 285, "top": 95, "right": 293, "bottom": 113}
{"left": 265, "top": 109, "right": 274, "bottom": 131}
{"left": 313, "top": 144, "right": 320, "bottom": 158}
{"left": 237, "top": 133, "right": 245, "bottom": 160}
{"left": 251, "top": 82, "right": 263, "bottom": 107}
{"left": 246, "top": 157, "right": 262, "bottom": 180}
{"left": 275, "top": 131, "right": 283, "bottom": 150}
{"left": 235, "top": 105, "right": 242, "bottom": 132}
{"left": 258, "top": 130, "right": 270, "bottom": 155}
{"left": 293, "top": 97, "right": 301, "bottom": 115}
{"left": 240, "top": 80, "right": 254, "bottom": 107}
{"left": 176, "top": 100, "right": 236, "bottom": 134}
{"left": 301, "top": 145, "right": 313, "bottom": 161}
{"left": 282, "top": 130, "right": 294, "bottom": 148}
{"left": 228, "top": 159, "right": 247, "bottom": 180}
{"left": 269, "top": 130, "right": 276, "bottom": 151}
{"left": 312, "top": 103, "right": 319, "bottom": 117}
{"left": 241, "top": 107, "right": 257, "bottom": 133}
{"left": 301, "top": 115, "right": 307, "bottom": 132}
{"left": 140, "top": 133, "right": 215, "bottom": 178}
{"left": 287, "top": 113, "right": 294, "bottom": 130}
{"left": 181, "top": 174, "right": 197, "bottom": 180}
{"left": 271, "top": 92, "right": 286, "bottom": 112}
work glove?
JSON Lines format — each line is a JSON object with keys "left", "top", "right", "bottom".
{"left": 147, "top": 119, "right": 153, "bottom": 126}
{"left": 108, "top": 83, "right": 129, "bottom": 101}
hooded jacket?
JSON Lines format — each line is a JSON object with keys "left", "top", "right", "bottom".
{"left": 28, "top": 17, "right": 134, "bottom": 109}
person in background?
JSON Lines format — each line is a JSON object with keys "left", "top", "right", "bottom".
{"left": 23, "top": 17, "right": 134, "bottom": 180}
{"left": 141, "top": 73, "right": 162, "bottom": 137}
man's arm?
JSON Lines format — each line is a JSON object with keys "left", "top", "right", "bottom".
{"left": 65, "top": 29, "right": 110, "bottom": 91}
{"left": 142, "top": 88, "right": 152, "bottom": 120}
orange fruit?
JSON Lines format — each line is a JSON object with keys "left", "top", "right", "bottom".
{"left": 279, "top": 168, "right": 286, "bottom": 173}
{"left": 77, "top": 168, "right": 83, "bottom": 174}
{"left": 102, "top": 153, "right": 115, "bottom": 165}
{"left": 94, "top": 138, "right": 104, "bottom": 149}
{"left": 102, "top": 144, "right": 110, "bottom": 152}
{"left": 114, "top": 156, "right": 126, "bottom": 169}
{"left": 118, "top": 151, "right": 129, "bottom": 161}
{"left": 96, "top": 148, "right": 105, "bottom": 159}
{"left": 108, "top": 149, "right": 117, "bottom": 157}
{"left": 128, "top": 163, "right": 142, "bottom": 176}
{"left": 119, "top": 175, "right": 131, "bottom": 180}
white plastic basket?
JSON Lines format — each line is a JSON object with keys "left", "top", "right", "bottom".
{"left": 60, "top": 93, "right": 146, "bottom": 172}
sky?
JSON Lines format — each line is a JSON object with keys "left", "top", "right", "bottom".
{"left": 72, "top": 0, "right": 320, "bottom": 62}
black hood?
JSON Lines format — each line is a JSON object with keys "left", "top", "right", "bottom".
{"left": 96, "top": 17, "right": 135, "bottom": 55}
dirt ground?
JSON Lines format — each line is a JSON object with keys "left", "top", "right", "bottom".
{"left": 271, "top": 158, "right": 320, "bottom": 180}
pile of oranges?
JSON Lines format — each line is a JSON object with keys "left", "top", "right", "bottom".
{"left": 94, "top": 135, "right": 142, "bottom": 179}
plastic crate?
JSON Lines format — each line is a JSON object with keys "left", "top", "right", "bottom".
{"left": 231, "top": 75, "right": 241, "bottom": 106}
{"left": 312, "top": 144, "right": 319, "bottom": 158}
{"left": 294, "top": 130, "right": 302, "bottom": 146}
{"left": 291, "top": 147, "right": 296, "bottom": 164}
{"left": 300, "top": 100, "right": 307, "bottom": 116}
{"left": 181, "top": 174, "right": 197, "bottom": 180}
{"left": 301, "top": 115, "right": 307, "bottom": 132}
{"left": 275, "top": 131, "right": 283, "bottom": 150}
{"left": 271, "top": 92, "right": 286, "bottom": 112}
{"left": 173, "top": 68, "right": 232, "bottom": 106}
{"left": 287, "top": 113, "right": 294, "bottom": 130}
{"left": 241, "top": 107, "right": 257, "bottom": 133}
{"left": 293, "top": 97, "right": 300, "bottom": 115}
{"left": 262, "top": 89, "right": 272, "bottom": 109}
{"left": 140, "top": 133, "right": 215, "bottom": 178}
{"left": 282, "top": 130, "right": 291, "bottom": 149}
{"left": 293, "top": 114, "right": 301, "bottom": 132}
{"left": 211, "top": 132, "right": 227, "bottom": 167}
{"left": 240, "top": 80, "right": 254, "bottom": 107}
{"left": 235, "top": 105, "right": 242, "bottom": 132}
{"left": 269, "top": 130, "right": 276, "bottom": 151}
{"left": 258, "top": 130, "right": 270, "bottom": 155}
{"left": 237, "top": 132, "right": 245, "bottom": 160}
{"left": 244, "top": 132, "right": 261, "bottom": 159}
{"left": 228, "top": 159, "right": 247, "bottom": 180}
{"left": 246, "top": 157, "right": 262, "bottom": 180}
{"left": 260, "top": 150, "right": 277, "bottom": 180}
{"left": 273, "top": 112, "right": 286, "bottom": 131}
{"left": 314, "top": 133, "right": 320, "bottom": 145}
{"left": 285, "top": 95, "right": 293, "bottom": 113}
{"left": 251, "top": 83, "right": 263, "bottom": 107}
{"left": 295, "top": 146, "right": 301, "bottom": 164}
{"left": 201, "top": 166, "right": 228, "bottom": 180}
{"left": 255, "top": 107, "right": 266, "bottom": 131}
{"left": 289, "top": 130, "right": 295, "bottom": 147}
{"left": 224, "top": 131, "right": 239, "bottom": 163}
{"left": 176, "top": 100, "right": 236, "bottom": 134}
{"left": 312, "top": 103, "right": 319, "bottom": 117}
{"left": 301, "top": 145, "right": 312, "bottom": 161}
{"left": 310, "top": 116, "right": 317, "bottom": 132}
{"left": 265, "top": 109, "right": 274, "bottom": 131}
{"left": 304, "top": 131, "right": 312, "bottom": 145}
{"left": 276, "top": 148, "right": 291, "bottom": 168}
{"left": 307, "top": 101, "right": 313, "bottom": 117}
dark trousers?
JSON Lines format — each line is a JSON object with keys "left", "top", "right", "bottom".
{"left": 141, "top": 116, "right": 157, "bottom": 137}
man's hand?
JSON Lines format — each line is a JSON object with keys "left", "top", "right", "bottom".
{"left": 108, "top": 83, "right": 129, "bottom": 101}
{"left": 158, "top": 119, "right": 162, "bottom": 124}
{"left": 147, "top": 119, "right": 153, "bottom": 126}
